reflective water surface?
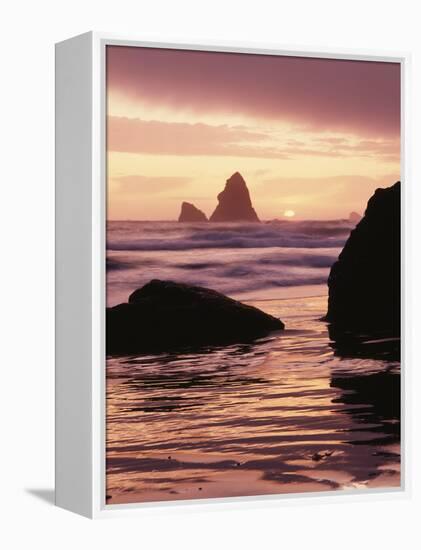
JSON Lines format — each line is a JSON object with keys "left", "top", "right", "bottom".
{"left": 106, "top": 293, "right": 400, "bottom": 504}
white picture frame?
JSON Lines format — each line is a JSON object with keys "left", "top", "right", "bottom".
{"left": 55, "top": 31, "right": 411, "bottom": 518}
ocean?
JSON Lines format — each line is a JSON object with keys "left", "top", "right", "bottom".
{"left": 106, "top": 219, "right": 352, "bottom": 306}
{"left": 106, "top": 220, "right": 400, "bottom": 504}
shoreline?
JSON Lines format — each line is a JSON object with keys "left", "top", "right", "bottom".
{"left": 106, "top": 290, "right": 400, "bottom": 505}
{"left": 240, "top": 284, "right": 327, "bottom": 304}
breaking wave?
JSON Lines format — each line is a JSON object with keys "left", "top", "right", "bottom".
{"left": 106, "top": 220, "right": 354, "bottom": 306}
{"left": 107, "top": 220, "right": 353, "bottom": 252}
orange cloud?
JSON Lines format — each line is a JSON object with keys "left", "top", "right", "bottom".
{"left": 107, "top": 116, "right": 287, "bottom": 159}
{"left": 108, "top": 116, "right": 399, "bottom": 162}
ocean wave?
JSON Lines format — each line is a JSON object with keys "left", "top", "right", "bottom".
{"left": 107, "top": 238, "right": 346, "bottom": 251}
{"left": 106, "top": 252, "right": 332, "bottom": 306}
{"left": 107, "top": 220, "right": 352, "bottom": 252}
{"left": 107, "top": 249, "right": 338, "bottom": 271}
{"left": 106, "top": 221, "right": 347, "bottom": 305}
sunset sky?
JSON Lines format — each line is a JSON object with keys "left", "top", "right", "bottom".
{"left": 106, "top": 46, "right": 400, "bottom": 220}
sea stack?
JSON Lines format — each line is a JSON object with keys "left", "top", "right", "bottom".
{"left": 325, "top": 181, "right": 400, "bottom": 333}
{"left": 348, "top": 211, "right": 362, "bottom": 224}
{"left": 107, "top": 280, "right": 284, "bottom": 354}
{"left": 210, "top": 172, "right": 260, "bottom": 222}
{"left": 178, "top": 202, "right": 208, "bottom": 222}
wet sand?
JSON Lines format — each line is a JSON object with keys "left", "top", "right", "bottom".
{"left": 106, "top": 290, "right": 400, "bottom": 504}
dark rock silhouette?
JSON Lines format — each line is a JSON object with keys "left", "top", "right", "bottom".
{"left": 178, "top": 202, "right": 208, "bottom": 222}
{"left": 325, "top": 181, "right": 400, "bottom": 333}
{"left": 331, "top": 371, "right": 400, "bottom": 441}
{"left": 348, "top": 211, "right": 362, "bottom": 224}
{"left": 210, "top": 172, "right": 260, "bottom": 222}
{"left": 327, "top": 323, "right": 400, "bottom": 362}
{"left": 107, "top": 280, "right": 284, "bottom": 354}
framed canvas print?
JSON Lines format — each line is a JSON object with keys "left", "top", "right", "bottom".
{"left": 55, "top": 32, "right": 409, "bottom": 518}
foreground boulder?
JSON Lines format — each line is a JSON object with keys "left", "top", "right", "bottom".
{"left": 107, "top": 280, "right": 284, "bottom": 354}
{"left": 210, "top": 172, "right": 260, "bottom": 222}
{"left": 325, "top": 181, "right": 400, "bottom": 333}
{"left": 178, "top": 202, "right": 208, "bottom": 222}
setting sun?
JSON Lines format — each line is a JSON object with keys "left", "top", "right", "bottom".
{"left": 284, "top": 210, "right": 296, "bottom": 218}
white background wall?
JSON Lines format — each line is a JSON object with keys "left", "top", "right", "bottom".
{"left": 1, "top": 0, "right": 420, "bottom": 547}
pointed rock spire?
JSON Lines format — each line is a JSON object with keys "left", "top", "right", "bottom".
{"left": 210, "top": 172, "right": 260, "bottom": 222}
